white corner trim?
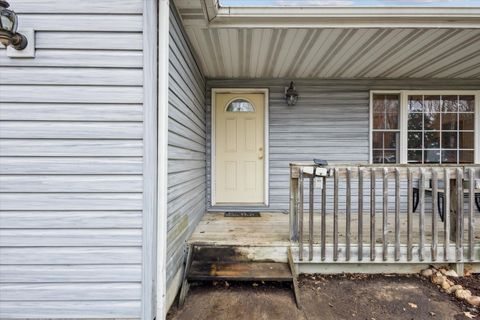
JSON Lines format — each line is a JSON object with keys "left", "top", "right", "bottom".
{"left": 142, "top": 0, "right": 158, "bottom": 318}
{"left": 157, "top": 0, "right": 170, "bottom": 319}
{"left": 211, "top": 88, "right": 270, "bottom": 207}
{"left": 6, "top": 28, "right": 35, "bottom": 58}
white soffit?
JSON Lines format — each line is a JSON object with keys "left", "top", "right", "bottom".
{"left": 173, "top": 0, "right": 480, "bottom": 79}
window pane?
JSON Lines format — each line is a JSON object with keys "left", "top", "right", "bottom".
{"left": 424, "top": 149, "right": 440, "bottom": 163}
{"left": 408, "top": 113, "right": 423, "bottom": 130}
{"left": 383, "top": 150, "right": 397, "bottom": 163}
{"left": 424, "top": 112, "right": 441, "bottom": 130}
{"left": 385, "top": 95, "right": 399, "bottom": 129}
{"left": 408, "top": 131, "right": 422, "bottom": 149}
{"left": 442, "top": 132, "right": 457, "bottom": 149}
{"left": 459, "top": 113, "right": 474, "bottom": 130}
{"left": 424, "top": 132, "right": 440, "bottom": 149}
{"left": 459, "top": 95, "right": 475, "bottom": 112}
{"left": 373, "top": 113, "right": 385, "bottom": 130}
{"left": 384, "top": 132, "right": 398, "bottom": 149}
{"left": 372, "top": 132, "right": 383, "bottom": 149}
{"left": 442, "top": 150, "right": 457, "bottom": 164}
{"left": 442, "top": 113, "right": 457, "bottom": 130}
{"left": 372, "top": 150, "right": 384, "bottom": 164}
{"left": 408, "top": 95, "right": 423, "bottom": 112}
{"left": 424, "top": 95, "right": 441, "bottom": 113}
{"left": 442, "top": 95, "right": 458, "bottom": 112}
{"left": 373, "top": 95, "right": 385, "bottom": 114}
{"left": 373, "top": 94, "right": 399, "bottom": 130}
{"left": 459, "top": 150, "right": 474, "bottom": 164}
{"left": 226, "top": 99, "right": 255, "bottom": 112}
{"left": 408, "top": 150, "right": 422, "bottom": 163}
{"left": 459, "top": 132, "right": 474, "bottom": 149}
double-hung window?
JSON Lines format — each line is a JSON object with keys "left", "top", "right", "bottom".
{"left": 370, "top": 91, "right": 479, "bottom": 164}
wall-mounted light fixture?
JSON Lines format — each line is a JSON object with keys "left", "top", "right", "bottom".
{"left": 285, "top": 81, "right": 299, "bottom": 106}
{"left": 0, "top": 0, "right": 28, "bottom": 50}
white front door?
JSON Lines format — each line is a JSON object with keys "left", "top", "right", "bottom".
{"left": 214, "top": 92, "right": 265, "bottom": 204}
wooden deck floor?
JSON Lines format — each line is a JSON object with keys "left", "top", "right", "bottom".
{"left": 189, "top": 211, "right": 479, "bottom": 246}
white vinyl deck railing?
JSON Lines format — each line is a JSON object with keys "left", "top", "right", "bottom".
{"left": 289, "top": 163, "right": 480, "bottom": 264}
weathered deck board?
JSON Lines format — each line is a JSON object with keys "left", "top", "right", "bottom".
{"left": 190, "top": 212, "right": 479, "bottom": 246}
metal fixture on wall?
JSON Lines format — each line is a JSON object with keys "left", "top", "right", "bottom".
{"left": 285, "top": 81, "right": 299, "bottom": 106}
{"left": 0, "top": 0, "right": 27, "bottom": 50}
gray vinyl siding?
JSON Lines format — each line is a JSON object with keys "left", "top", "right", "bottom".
{"left": 167, "top": 6, "right": 206, "bottom": 288}
{"left": 0, "top": 1, "right": 145, "bottom": 318}
{"left": 206, "top": 79, "right": 480, "bottom": 212}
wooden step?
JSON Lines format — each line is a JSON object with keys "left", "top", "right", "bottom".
{"left": 188, "top": 261, "right": 293, "bottom": 282}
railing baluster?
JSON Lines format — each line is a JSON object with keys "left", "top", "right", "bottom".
{"left": 370, "top": 168, "right": 376, "bottom": 261}
{"left": 382, "top": 168, "right": 388, "bottom": 261}
{"left": 321, "top": 175, "right": 326, "bottom": 261}
{"left": 468, "top": 168, "right": 475, "bottom": 261}
{"left": 432, "top": 169, "right": 438, "bottom": 261}
{"left": 394, "top": 168, "right": 400, "bottom": 261}
{"left": 456, "top": 168, "right": 463, "bottom": 262}
{"left": 444, "top": 168, "right": 450, "bottom": 261}
{"left": 358, "top": 167, "right": 364, "bottom": 261}
{"left": 346, "top": 168, "right": 352, "bottom": 261}
{"left": 419, "top": 168, "right": 425, "bottom": 262}
{"left": 333, "top": 168, "right": 339, "bottom": 262}
{"left": 309, "top": 174, "right": 314, "bottom": 261}
{"left": 407, "top": 168, "right": 413, "bottom": 261}
{"left": 298, "top": 170, "right": 304, "bottom": 261}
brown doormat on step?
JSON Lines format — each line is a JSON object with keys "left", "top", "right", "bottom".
{"left": 224, "top": 212, "right": 261, "bottom": 217}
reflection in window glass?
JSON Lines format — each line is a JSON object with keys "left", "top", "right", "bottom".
{"left": 407, "top": 94, "right": 475, "bottom": 164}
{"left": 226, "top": 99, "right": 255, "bottom": 112}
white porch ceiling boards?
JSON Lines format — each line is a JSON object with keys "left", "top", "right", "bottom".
{"left": 173, "top": 1, "right": 480, "bottom": 79}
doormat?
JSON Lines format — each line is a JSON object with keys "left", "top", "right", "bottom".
{"left": 224, "top": 212, "right": 261, "bottom": 218}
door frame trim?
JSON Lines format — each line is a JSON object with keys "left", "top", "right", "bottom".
{"left": 211, "top": 88, "right": 269, "bottom": 207}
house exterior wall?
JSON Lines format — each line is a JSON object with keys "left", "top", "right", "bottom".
{"left": 166, "top": 4, "right": 206, "bottom": 303}
{"left": 0, "top": 1, "right": 153, "bottom": 318}
{"left": 206, "top": 79, "right": 480, "bottom": 212}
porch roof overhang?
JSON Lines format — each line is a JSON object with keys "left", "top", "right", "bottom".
{"left": 174, "top": 0, "right": 480, "bottom": 79}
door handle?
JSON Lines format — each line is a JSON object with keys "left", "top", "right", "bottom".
{"left": 258, "top": 147, "right": 264, "bottom": 160}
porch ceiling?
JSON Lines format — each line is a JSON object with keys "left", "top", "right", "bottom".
{"left": 173, "top": 1, "right": 480, "bottom": 79}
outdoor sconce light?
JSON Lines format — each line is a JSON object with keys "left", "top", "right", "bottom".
{"left": 285, "top": 81, "right": 299, "bottom": 106}
{"left": 0, "top": 0, "right": 28, "bottom": 50}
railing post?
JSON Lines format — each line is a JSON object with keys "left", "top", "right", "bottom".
{"left": 468, "top": 168, "right": 475, "bottom": 261}
{"left": 358, "top": 167, "right": 364, "bottom": 261}
{"left": 298, "top": 169, "right": 304, "bottom": 261}
{"left": 432, "top": 169, "right": 438, "bottom": 261}
{"left": 346, "top": 168, "right": 352, "bottom": 262}
{"left": 333, "top": 168, "right": 339, "bottom": 262}
{"left": 419, "top": 168, "right": 425, "bottom": 261}
{"left": 394, "top": 168, "right": 400, "bottom": 261}
{"left": 444, "top": 168, "right": 450, "bottom": 261}
{"left": 455, "top": 168, "right": 463, "bottom": 262}
{"left": 309, "top": 172, "right": 314, "bottom": 261}
{"left": 289, "top": 165, "right": 299, "bottom": 242}
{"left": 382, "top": 167, "right": 388, "bottom": 261}
{"left": 370, "top": 168, "right": 376, "bottom": 261}
{"left": 407, "top": 168, "right": 413, "bottom": 261}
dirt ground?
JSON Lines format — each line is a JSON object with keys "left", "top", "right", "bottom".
{"left": 167, "top": 274, "right": 479, "bottom": 320}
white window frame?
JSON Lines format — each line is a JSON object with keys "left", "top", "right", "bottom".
{"left": 370, "top": 90, "right": 480, "bottom": 165}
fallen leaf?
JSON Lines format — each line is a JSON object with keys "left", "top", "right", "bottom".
{"left": 464, "top": 312, "right": 475, "bottom": 319}
{"left": 408, "top": 303, "right": 418, "bottom": 309}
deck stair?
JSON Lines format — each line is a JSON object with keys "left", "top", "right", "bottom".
{"left": 178, "top": 244, "right": 300, "bottom": 307}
